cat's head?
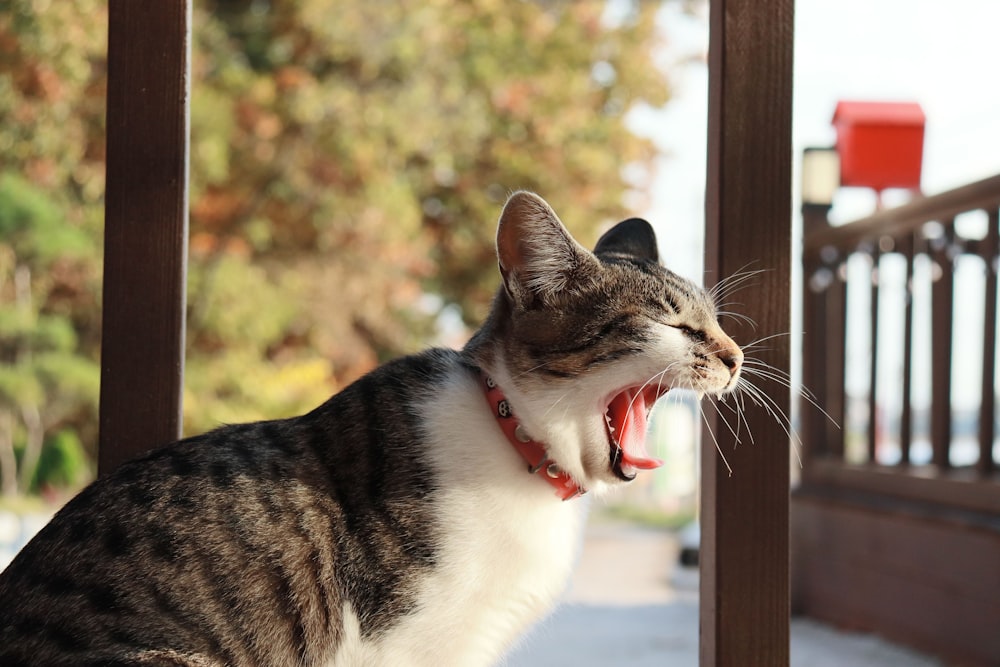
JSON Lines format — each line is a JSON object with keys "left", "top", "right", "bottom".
{"left": 467, "top": 191, "right": 742, "bottom": 494}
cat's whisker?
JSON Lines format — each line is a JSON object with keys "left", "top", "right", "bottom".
{"left": 540, "top": 391, "right": 572, "bottom": 420}
{"left": 512, "top": 360, "right": 561, "bottom": 381}
{"left": 708, "top": 265, "right": 767, "bottom": 302}
{"left": 736, "top": 384, "right": 759, "bottom": 445}
{"left": 713, "top": 299, "right": 748, "bottom": 314}
{"left": 718, "top": 388, "right": 756, "bottom": 447}
{"left": 732, "top": 375, "right": 804, "bottom": 467}
{"left": 724, "top": 386, "right": 754, "bottom": 443}
{"left": 704, "top": 394, "right": 746, "bottom": 447}
{"left": 730, "top": 328, "right": 839, "bottom": 437}
{"left": 738, "top": 330, "right": 794, "bottom": 353}
{"left": 716, "top": 309, "right": 758, "bottom": 329}
{"left": 740, "top": 361, "right": 837, "bottom": 427}
{"left": 737, "top": 393, "right": 755, "bottom": 446}
{"left": 698, "top": 400, "right": 734, "bottom": 476}
{"left": 624, "top": 365, "right": 680, "bottom": 418}
{"left": 737, "top": 350, "right": 808, "bottom": 401}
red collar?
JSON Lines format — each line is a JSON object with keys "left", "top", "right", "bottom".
{"left": 481, "top": 372, "right": 586, "bottom": 501}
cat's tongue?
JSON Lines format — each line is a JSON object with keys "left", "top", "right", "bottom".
{"left": 606, "top": 387, "right": 665, "bottom": 475}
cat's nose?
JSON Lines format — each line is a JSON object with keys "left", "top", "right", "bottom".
{"left": 720, "top": 349, "right": 743, "bottom": 375}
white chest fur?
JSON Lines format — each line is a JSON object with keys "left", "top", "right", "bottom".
{"left": 331, "top": 368, "right": 589, "bottom": 666}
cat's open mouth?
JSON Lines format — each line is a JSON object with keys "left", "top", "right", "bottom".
{"left": 604, "top": 386, "right": 667, "bottom": 481}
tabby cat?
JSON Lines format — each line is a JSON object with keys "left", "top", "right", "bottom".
{"left": 0, "top": 191, "right": 742, "bottom": 666}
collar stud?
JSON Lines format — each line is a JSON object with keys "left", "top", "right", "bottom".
{"left": 481, "top": 372, "right": 586, "bottom": 501}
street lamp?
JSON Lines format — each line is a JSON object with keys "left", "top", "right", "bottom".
{"left": 801, "top": 146, "right": 839, "bottom": 230}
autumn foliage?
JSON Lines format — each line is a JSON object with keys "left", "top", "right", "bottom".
{"left": 0, "top": 0, "right": 669, "bottom": 495}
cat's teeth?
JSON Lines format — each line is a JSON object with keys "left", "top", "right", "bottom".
{"left": 604, "top": 413, "right": 616, "bottom": 431}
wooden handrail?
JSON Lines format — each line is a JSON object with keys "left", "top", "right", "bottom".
{"left": 800, "top": 171, "right": 1000, "bottom": 487}
{"left": 804, "top": 173, "right": 1000, "bottom": 258}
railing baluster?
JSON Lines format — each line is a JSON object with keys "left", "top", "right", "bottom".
{"left": 979, "top": 208, "right": 999, "bottom": 477}
{"left": 900, "top": 233, "right": 916, "bottom": 465}
{"left": 803, "top": 262, "right": 830, "bottom": 462}
{"left": 868, "top": 249, "right": 880, "bottom": 463}
{"left": 930, "top": 222, "right": 955, "bottom": 470}
{"left": 828, "top": 261, "right": 848, "bottom": 461}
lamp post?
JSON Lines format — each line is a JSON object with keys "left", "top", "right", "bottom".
{"left": 799, "top": 146, "right": 841, "bottom": 469}
{"left": 801, "top": 146, "right": 839, "bottom": 230}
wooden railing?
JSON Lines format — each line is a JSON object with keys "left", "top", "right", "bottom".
{"left": 794, "top": 173, "right": 1000, "bottom": 665}
{"left": 801, "top": 174, "right": 1000, "bottom": 508}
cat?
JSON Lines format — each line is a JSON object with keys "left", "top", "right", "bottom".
{"left": 0, "top": 191, "right": 742, "bottom": 666}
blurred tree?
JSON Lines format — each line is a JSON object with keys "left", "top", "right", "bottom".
{"left": 185, "top": 0, "right": 669, "bottom": 430}
{"left": 0, "top": 1, "right": 106, "bottom": 494}
{"left": 0, "top": 0, "right": 671, "bottom": 485}
{"left": 0, "top": 173, "right": 101, "bottom": 495}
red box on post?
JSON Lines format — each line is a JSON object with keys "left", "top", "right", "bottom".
{"left": 832, "top": 101, "right": 925, "bottom": 192}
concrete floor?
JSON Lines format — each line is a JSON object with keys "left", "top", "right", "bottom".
{"left": 505, "top": 521, "right": 942, "bottom": 667}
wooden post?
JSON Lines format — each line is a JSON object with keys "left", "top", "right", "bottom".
{"left": 99, "top": 1, "right": 191, "bottom": 476}
{"left": 701, "top": 0, "right": 793, "bottom": 664}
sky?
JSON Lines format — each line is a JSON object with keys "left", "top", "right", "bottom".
{"left": 635, "top": 0, "right": 1000, "bottom": 272}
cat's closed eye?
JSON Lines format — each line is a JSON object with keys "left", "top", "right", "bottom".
{"left": 675, "top": 324, "right": 706, "bottom": 342}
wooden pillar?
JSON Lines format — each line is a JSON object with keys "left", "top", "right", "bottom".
{"left": 701, "top": 0, "right": 793, "bottom": 664}
{"left": 99, "top": 1, "right": 191, "bottom": 476}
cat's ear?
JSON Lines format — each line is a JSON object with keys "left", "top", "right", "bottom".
{"left": 594, "top": 218, "right": 659, "bottom": 263}
{"left": 496, "top": 191, "right": 597, "bottom": 304}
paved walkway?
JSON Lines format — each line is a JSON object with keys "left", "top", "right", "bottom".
{"left": 506, "top": 521, "right": 942, "bottom": 666}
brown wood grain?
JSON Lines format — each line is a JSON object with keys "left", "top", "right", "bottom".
{"left": 98, "top": 1, "right": 191, "bottom": 476}
{"left": 702, "top": 0, "right": 794, "bottom": 664}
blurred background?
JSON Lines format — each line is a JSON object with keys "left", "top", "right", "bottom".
{"left": 4, "top": 0, "right": 1000, "bottom": 537}
{"left": 4, "top": 1, "right": 1000, "bottom": 663}
{"left": 0, "top": 0, "right": 686, "bottom": 510}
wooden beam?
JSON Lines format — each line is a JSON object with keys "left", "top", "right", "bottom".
{"left": 99, "top": 1, "right": 191, "bottom": 476}
{"left": 701, "top": 0, "right": 793, "bottom": 664}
